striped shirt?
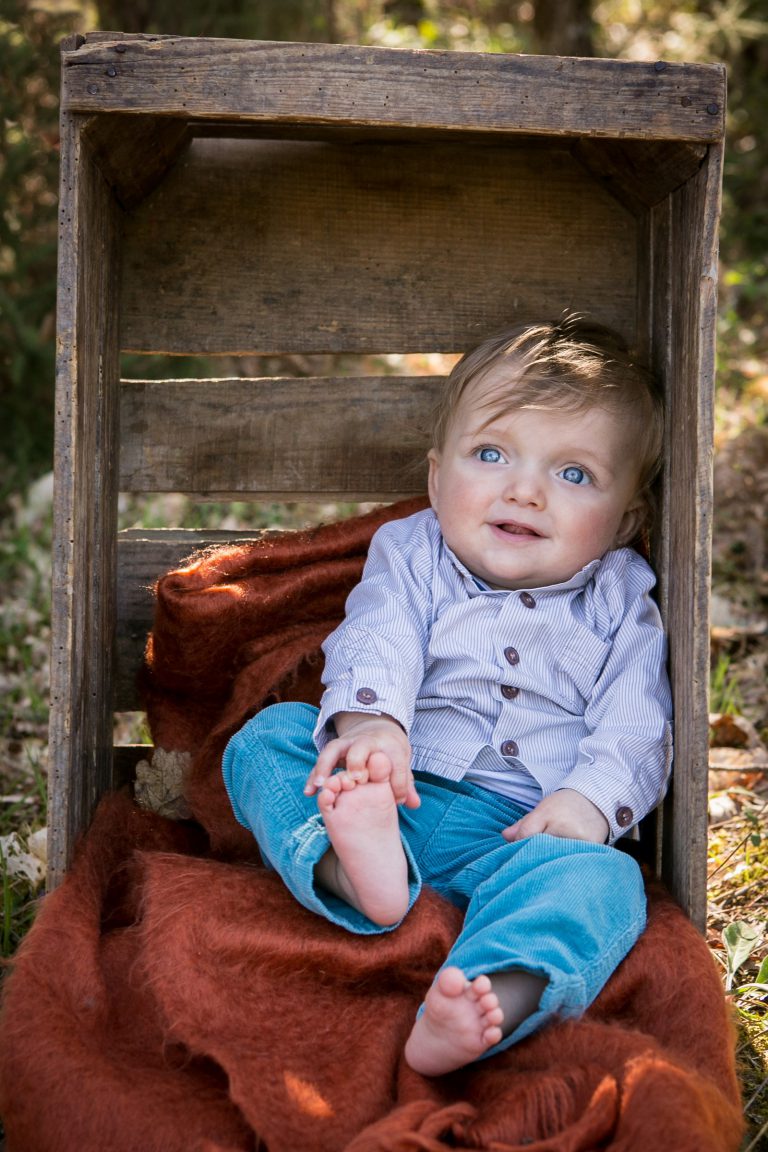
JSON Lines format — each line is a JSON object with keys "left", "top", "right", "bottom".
{"left": 314, "top": 509, "right": 673, "bottom": 843}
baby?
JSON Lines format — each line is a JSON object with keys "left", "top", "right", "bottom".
{"left": 223, "top": 317, "right": 673, "bottom": 1076}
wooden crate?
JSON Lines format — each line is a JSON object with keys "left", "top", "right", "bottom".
{"left": 53, "top": 33, "right": 725, "bottom": 925}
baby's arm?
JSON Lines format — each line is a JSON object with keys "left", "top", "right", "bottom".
{"left": 502, "top": 789, "right": 609, "bottom": 844}
{"left": 505, "top": 554, "right": 672, "bottom": 847}
{"left": 304, "top": 711, "right": 420, "bottom": 809}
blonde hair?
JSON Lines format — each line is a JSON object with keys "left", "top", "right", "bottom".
{"left": 433, "top": 316, "right": 664, "bottom": 530}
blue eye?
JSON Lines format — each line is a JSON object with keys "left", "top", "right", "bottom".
{"left": 560, "top": 466, "right": 591, "bottom": 486}
{"left": 477, "top": 447, "right": 503, "bottom": 464}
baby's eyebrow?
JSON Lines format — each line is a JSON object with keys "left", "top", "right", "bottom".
{"left": 459, "top": 427, "right": 494, "bottom": 444}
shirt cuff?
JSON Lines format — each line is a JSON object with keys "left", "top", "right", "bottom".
{"left": 555, "top": 777, "right": 643, "bottom": 845}
{"left": 314, "top": 680, "right": 411, "bottom": 751}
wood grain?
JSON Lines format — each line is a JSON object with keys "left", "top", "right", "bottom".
{"left": 660, "top": 142, "right": 722, "bottom": 930}
{"left": 82, "top": 113, "right": 191, "bottom": 210}
{"left": 62, "top": 36, "right": 725, "bottom": 143}
{"left": 49, "top": 111, "right": 122, "bottom": 888}
{"left": 120, "top": 138, "right": 638, "bottom": 355}
{"left": 119, "top": 375, "right": 436, "bottom": 496}
{"left": 573, "top": 138, "right": 707, "bottom": 212}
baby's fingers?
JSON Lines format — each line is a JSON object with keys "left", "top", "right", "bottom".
{"left": 363, "top": 749, "right": 393, "bottom": 784}
{"left": 304, "top": 740, "right": 350, "bottom": 795}
{"left": 502, "top": 812, "right": 545, "bottom": 842}
{"left": 382, "top": 755, "right": 418, "bottom": 808}
{"left": 403, "top": 777, "right": 421, "bottom": 809}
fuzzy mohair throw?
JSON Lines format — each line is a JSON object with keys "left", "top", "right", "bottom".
{"left": 0, "top": 498, "right": 745, "bottom": 1152}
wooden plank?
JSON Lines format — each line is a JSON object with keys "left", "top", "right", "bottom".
{"left": 649, "top": 199, "right": 673, "bottom": 630}
{"left": 119, "top": 376, "right": 437, "bottom": 496}
{"left": 120, "top": 138, "right": 638, "bottom": 355}
{"left": 115, "top": 529, "right": 282, "bottom": 710}
{"left": 645, "top": 197, "right": 673, "bottom": 884}
{"left": 83, "top": 113, "right": 191, "bottom": 210}
{"left": 573, "top": 138, "right": 707, "bottom": 211}
{"left": 61, "top": 36, "right": 725, "bottom": 143}
{"left": 49, "top": 109, "right": 122, "bottom": 889}
{"left": 660, "top": 142, "right": 723, "bottom": 929}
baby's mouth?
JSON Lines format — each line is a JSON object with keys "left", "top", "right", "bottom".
{"left": 495, "top": 521, "right": 541, "bottom": 537}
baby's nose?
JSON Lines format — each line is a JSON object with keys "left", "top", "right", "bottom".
{"left": 504, "top": 467, "right": 544, "bottom": 506}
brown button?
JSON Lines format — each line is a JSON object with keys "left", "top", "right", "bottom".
{"left": 504, "top": 646, "right": 520, "bottom": 666}
{"left": 355, "top": 687, "right": 378, "bottom": 705}
{"left": 520, "top": 592, "right": 536, "bottom": 609}
{"left": 501, "top": 684, "right": 520, "bottom": 700}
{"left": 616, "top": 805, "right": 634, "bottom": 828}
{"left": 501, "top": 740, "right": 519, "bottom": 757}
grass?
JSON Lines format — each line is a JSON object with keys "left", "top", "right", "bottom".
{"left": 1, "top": 481, "right": 767, "bottom": 1148}
{"left": 0, "top": 477, "right": 51, "bottom": 958}
{"left": 708, "top": 792, "right": 768, "bottom": 1149}
{"left": 712, "top": 651, "right": 746, "bottom": 718}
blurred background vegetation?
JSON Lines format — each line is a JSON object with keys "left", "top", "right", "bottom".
{"left": 1, "top": 0, "right": 767, "bottom": 500}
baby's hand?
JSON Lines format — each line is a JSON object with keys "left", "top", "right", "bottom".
{"left": 304, "top": 714, "right": 420, "bottom": 809}
{"left": 502, "top": 789, "right": 609, "bottom": 844}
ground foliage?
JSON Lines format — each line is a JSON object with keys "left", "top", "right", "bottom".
{"left": 1, "top": 0, "right": 767, "bottom": 1147}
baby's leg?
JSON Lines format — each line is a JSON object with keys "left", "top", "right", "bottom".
{"left": 396, "top": 781, "right": 648, "bottom": 1076}
{"left": 315, "top": 770, "right": 409, "bottom": 927}
{"left": 404, "top": 967, "right": 545, "bottom": 1076}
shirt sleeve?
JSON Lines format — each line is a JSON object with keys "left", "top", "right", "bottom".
{"left": 313, "top": 513, "right": 435, "bottom": 750}
{"left": 557, "top": 553, "right": 674, "bottom": 844}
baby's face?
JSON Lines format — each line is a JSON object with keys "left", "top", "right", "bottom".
{"left": 428, "top": 382, "right": 644, "bottom": 590}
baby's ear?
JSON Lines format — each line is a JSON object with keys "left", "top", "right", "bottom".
{"left": 427, "top": 449, "right": 440, "bottom": 508}
{"left": 615, "top": 495, "right": 647, "bottom": 548}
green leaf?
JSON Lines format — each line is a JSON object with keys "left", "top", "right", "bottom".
{"left": 722, "top": 922, "right": 764, "bottom": 991}
{"left": 755, "top": 955, "right": 768, "bottom": 986}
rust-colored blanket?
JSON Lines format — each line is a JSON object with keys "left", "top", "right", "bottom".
{"left": 0, "top": 500, "right": 745, "bottom": 1152}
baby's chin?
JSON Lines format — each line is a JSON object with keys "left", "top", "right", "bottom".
{"left": 474, "top": 560, "right": 593, "bottom": 592}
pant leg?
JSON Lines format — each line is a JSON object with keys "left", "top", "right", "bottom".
{"left": 403, "top": 777, "right": 646, "bottom": 1052}
{"left": 221, "top": 701, "right": 422, "bottom": 934}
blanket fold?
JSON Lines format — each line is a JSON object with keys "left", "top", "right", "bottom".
{"left": 0, "top": 499, "right": 744, "bottom": 1151}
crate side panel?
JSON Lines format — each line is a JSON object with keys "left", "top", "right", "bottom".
{"left": 659, "top": 144, "right": 722, "bottom": 927}
{"left": 49, "top": 117, "right": 122, "bottom": 887}
{"left": 120, "top": 138, "right": 639, "bottom": 356}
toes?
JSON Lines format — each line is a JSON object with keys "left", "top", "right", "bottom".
{"left": 482, "top": 1024, "right": 503, "bottom": 1047}
{"left": 316, "top": 787, "right": 336, "bottom": 814}
{"left": 477, "top": 990, "right": 500, "bottom": 1012}
{"left": 484, "top": 1005, "right": 504, "bottom": 1028}
{"left": 436, "top": 967, "right": 470, "bottom": 998}
{"left": 469, "top": 974, "right": 493, "bottom": 998}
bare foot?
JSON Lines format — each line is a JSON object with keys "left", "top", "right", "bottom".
{"left": 404, "top": 967, "right": 504, "bottom": 1076}
{"left": 316, "top": 777, "right": 409, "bottom": 927}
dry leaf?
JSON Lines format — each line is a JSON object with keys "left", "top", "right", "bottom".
{"left": 134, "top": 749, "right": 192, "bottom": 820}
{"left": 710, "top": 712, "right": 766, "bottom": 750}
{"left": 0, "top": 832, "right": 46, "bottom": 885}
